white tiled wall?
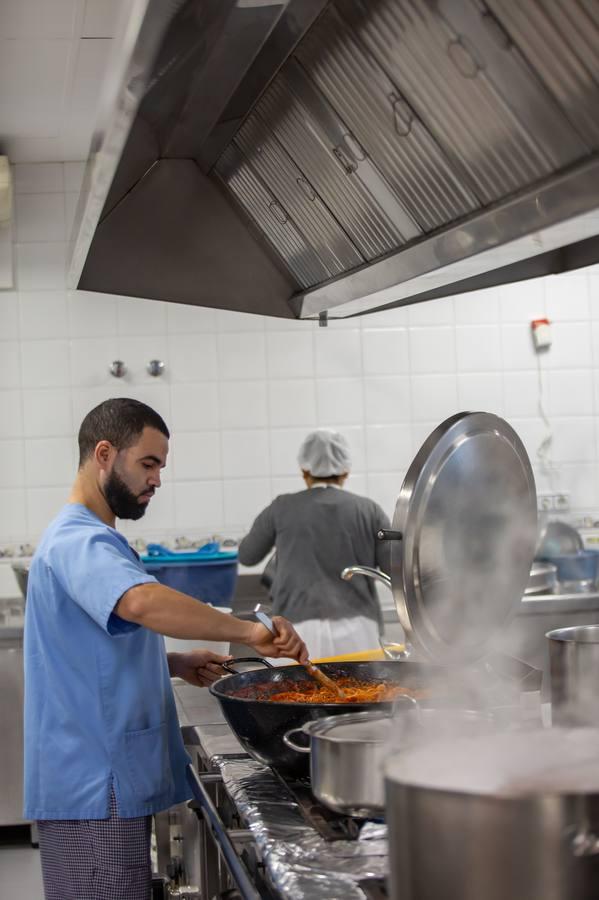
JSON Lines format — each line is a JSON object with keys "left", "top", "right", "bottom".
{"left": 1, "top": 162, "right": 599, "bottom": 555}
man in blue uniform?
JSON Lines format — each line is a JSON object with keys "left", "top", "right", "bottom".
{"left": 24, "top": 398, "right": 307, "bottom": 900}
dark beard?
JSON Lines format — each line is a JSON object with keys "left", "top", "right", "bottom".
{"left": 104, "top": 468, "right": 150, "bottom": 520}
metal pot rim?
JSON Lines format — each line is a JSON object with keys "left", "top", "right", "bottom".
{"left": 301, "top": 709, "right": 394, "bottom": 742}
{"left": 383, "top": 776, "right": 599, "bottom": 802}
{"left": 546, "top": 624, "right": 599, "bottom": 643}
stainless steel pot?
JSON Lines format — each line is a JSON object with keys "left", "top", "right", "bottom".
{"left": 525, "top": 561, "right": 557, "bottom": 595}
{"left": 283, "top": 706, "right": 495, "bottom": 817}
{"left": 283, "top": 709, "right": 403, "bottom": 817}
{"left": 385, "top": 728, "right": 599, "bottom": 900}
{"left": 537, "top": 520, "right": 584, "bottom": 558}
{"left": 548, "top": 625, "right": 599, "bottom": 726}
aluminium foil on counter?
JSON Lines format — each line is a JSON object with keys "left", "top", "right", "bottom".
{"left": 217, "top": 757, "right": 388, "bottom": 900}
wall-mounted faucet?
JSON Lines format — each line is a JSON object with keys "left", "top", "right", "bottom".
{"left": 340, "top": 565, "right": 391, "bottom": 590}
{"left": 341, "top": 565, "right": 411, "bottom": 659}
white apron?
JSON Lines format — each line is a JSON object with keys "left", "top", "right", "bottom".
{"left": 270, "top": 615, "right": 380, "bottom": 665}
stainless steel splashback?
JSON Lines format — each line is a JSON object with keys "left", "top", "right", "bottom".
{"left": 70, "top": 0, "right": 599, "bottom": 319}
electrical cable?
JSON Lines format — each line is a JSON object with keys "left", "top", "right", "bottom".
{"left": 535, "top": 349, "right": 555, "bottom": 488}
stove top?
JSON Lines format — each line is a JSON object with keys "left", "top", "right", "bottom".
{"left": 207, "top": 755, "right": 389, "bottom": 900}
{"left": 270, "top": 770, "right": 388, "bottom": 897}
{"left": 274, "top": 773, "right": 363, "bottom": 841}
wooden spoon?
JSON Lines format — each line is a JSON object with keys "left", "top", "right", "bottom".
{"left": 254, "top": 604, "right": 346, "bottom": 699}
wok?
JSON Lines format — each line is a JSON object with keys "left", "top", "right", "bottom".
{"left": 209, "top": 658, "right": 513, "bottom": 775}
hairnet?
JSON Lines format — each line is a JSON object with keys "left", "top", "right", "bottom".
{"left": 297, "top": 429, "right": 352, "bottom": 477}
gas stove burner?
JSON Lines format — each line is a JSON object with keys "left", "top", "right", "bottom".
{"left": 359, "top": 878, "right": 388, "bottom": 900}
{"left": 274, "top": 773, "right": 362, "bottom": 841}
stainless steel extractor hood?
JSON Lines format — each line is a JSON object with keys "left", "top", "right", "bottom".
{"left": 69, "top": 0, "right": 599, "bottom": 320}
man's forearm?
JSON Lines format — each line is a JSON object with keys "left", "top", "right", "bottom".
{"left": 116, "top": 582, "right": 254, "bottom": 642}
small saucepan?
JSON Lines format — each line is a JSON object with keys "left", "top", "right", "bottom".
{"left": 283, "top": 705, "right": 497, "bottom": 817}
{"left": 284, "top": 707, "right": 410, "bottom": 817}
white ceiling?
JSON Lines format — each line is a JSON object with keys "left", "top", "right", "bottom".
{"left": 0, "top": 0, "right": 126, "bottom": 163}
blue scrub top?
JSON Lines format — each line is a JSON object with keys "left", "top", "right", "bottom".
{"left": 24, "top": 503, "right": 192, "bottom": 820}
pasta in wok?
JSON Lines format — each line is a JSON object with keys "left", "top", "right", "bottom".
{"left": 268, "top": 677, "right": 428, "bottom": 704}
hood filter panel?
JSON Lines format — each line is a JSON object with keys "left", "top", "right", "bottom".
{"left": 255, "top": 74, "right": 406, "bottom": 260}
{"left": 234, "top": 111, "right": 364, "bottom": 277}
{"left": 217, "top": 144, "right": 330, "bottom": 289}
{"left": 295, "top": 5, "right": 480, "bottom": 230}
{"left": 486, "top": 0, "right": 599, "bottom": 147}
{"left": 336, "top": 0, "right": 587, "bottom": 203}
{"left": 216, "top": 0, "right": 594, "bottom": 292}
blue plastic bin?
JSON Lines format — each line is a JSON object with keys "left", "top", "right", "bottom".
{"left": 140, "top": 543, "right": 238, "bottom": 606}
{"left": 546, "top": 550, "right": 599, "bottom": 584}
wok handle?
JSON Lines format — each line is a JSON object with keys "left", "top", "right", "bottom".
{"left": 282, "top": 726, "right": 311, "bottom": 754}
{"left": 221, "top": 657, "right": 274, "bottom": 674}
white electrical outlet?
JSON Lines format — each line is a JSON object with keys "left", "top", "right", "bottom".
{"left": 537, "top": 492, "right": 570, "bottom": 513}
{"left": 537, "top": 494, "right": 554, "bottom": 512}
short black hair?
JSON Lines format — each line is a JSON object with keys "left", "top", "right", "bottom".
{"left": 78, "top": 398, "right": 170, "bottom": 467}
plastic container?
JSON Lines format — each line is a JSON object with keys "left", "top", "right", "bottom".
{"left": 547, "top": 550, "right": 599, "bottom": 584}
{"left": 140, "top": 542, "right": 238, "bottom": 607}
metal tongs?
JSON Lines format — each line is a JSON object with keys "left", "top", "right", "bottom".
{"left": 254, "top": 603, "right": 346, "bottom": 699}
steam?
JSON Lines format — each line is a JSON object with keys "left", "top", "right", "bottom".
{"left": 385, "top": 727, "right": 599, "bottom": 798}
{"left": 378, "top": 414, "right": 599, "bottom": 800}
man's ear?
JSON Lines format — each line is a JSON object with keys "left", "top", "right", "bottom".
{"left": 95, "top": 440, "right": 114, "bottom": 470}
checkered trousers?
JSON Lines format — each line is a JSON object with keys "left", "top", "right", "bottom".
{"left": 37, "top": 790, "right": 152, "bottom": 900}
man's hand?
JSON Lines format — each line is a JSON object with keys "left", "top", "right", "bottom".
{"left": 168, "top": 649, "right": 231, "bottom": 687}
{"left": 246, "top": 616, "right": 309, "bottom": 664}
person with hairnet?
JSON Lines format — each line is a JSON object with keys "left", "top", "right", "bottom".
{"left": 238, "top": 429, "right": 391, "bottom": 659}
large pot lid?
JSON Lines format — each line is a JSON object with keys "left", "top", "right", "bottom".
{"left": 389, "top": 412, "right": 537, "bottom": 664}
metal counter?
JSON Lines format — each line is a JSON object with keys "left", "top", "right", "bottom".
{"left": 0, "top": 597, "right": 26, "bottom": 826}
{"left": 520, "top": 590, "right": 599, "bottom": 613}
{"left": 382, "top": 591, "right": 599, "bottom": 677}
{"left": 382, "top": 590, "right": 599, "bottom": 624}
{"left": 498, "top": 591, "right": 599, "bottom": 676}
